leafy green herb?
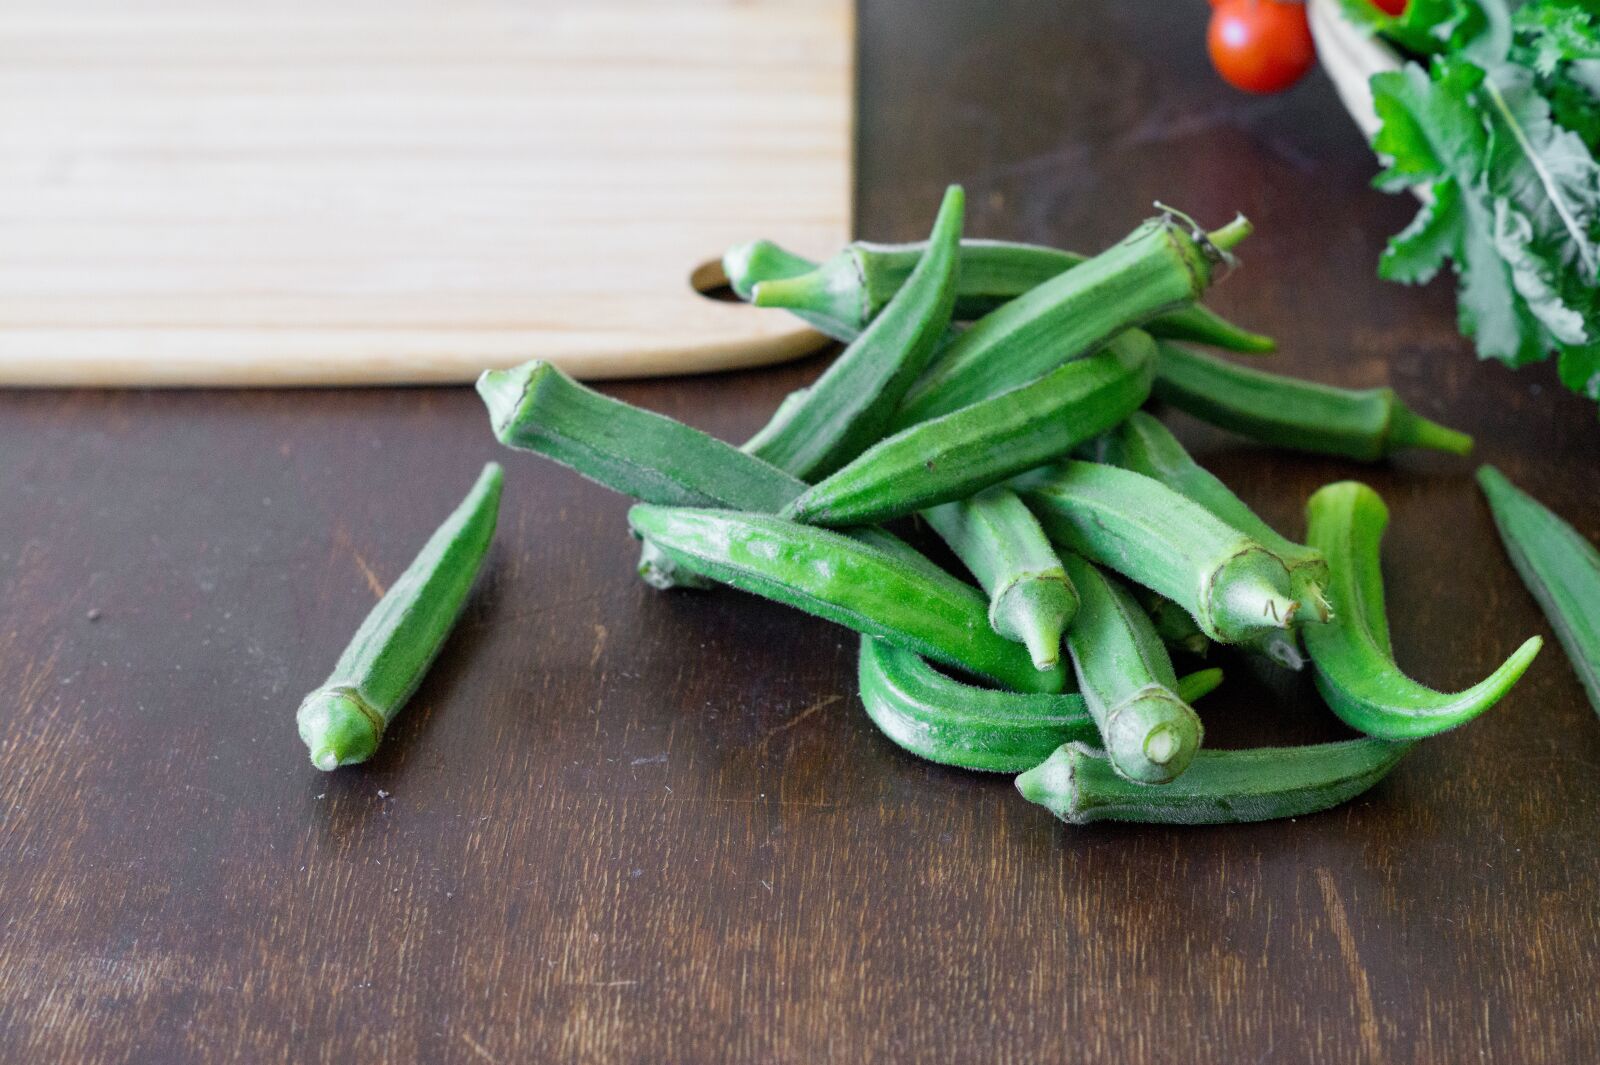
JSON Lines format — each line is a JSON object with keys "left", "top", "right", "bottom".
{"left": 1355, "top": 0, "right": 1600, "bottom": 408}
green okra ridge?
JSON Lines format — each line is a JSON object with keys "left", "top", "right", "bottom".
{"left": 1385, "top": 400, "right": 1474, "bottom": 456}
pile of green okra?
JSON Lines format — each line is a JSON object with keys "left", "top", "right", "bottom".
{"left": 299, "top": 184, "right": 1600, "bottom": 827}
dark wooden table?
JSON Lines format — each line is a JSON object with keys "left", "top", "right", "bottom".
{"left": 4, "top": 2, "right": 1598, "bottom": 1062}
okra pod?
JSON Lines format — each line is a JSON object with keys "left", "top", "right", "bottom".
{"left": 893, "top": 214, "right": 1249, "bottom": 426}
{"left": 1138, "top": 590, "right": 1212, "bottom": 658}
{"left": 1303, "top": 481, "right": 1542, "bottom": 740}
{"left": 1022, "top": 460, "right": 1300, "bottom": 645}
{"left": 857, "top": 635, "right": 1222, "bottom": 773}
{"left": 1058, "top": 552, "right": 1204, "bottom": 784}
{"left": 785, "top": 334, "right": 1154, "bottom": 527}
{"left": 478, "top": 360, "right": 804, "bottom": 590}
{"left": 1152, "top": 342, "right": 1473, "bottom": 460}
{"left": 627, "top": 505, "right": 1068, "bottom": 694}
{"left": 1478, "top": 466, "right": 1600, "bottom": 721}
{"left": 1102, "top": 411, "right": 1332, "bottom": 623}
{"left": 922, "top": 487, "right": 1078, "bottom": 669}
{"left": 479, "top": 360, "right": 804, "bottom": 512}
{"left": 297, "top": 463, "right": 503, "bottom": 770}
{"left": 742, "top": 186, "right": 964, "bottom": 480}
{"left": 750, "top": 238, "right": 1276, "bottom": 353}
{"left": 1016, "top": 738, "right": 1410, "bottom": 825}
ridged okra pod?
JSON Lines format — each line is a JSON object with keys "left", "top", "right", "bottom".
{"left": 1151, "top": 342, "right": 1473, "bottom": 460}
{"left": 741, "top": 186, "right": 964, "bottom": 480}
{"left": 893, "top": 214, "right": 1250, "bottom": 426}
{"left": 1303, "top": 481, "right": 1541, "bottom": 740}
{"left": 1479, "top": 466, "right": 1600, "bottom": 721}
{"left": 1016, "top": 738, "right": 1410, "bottom": 825}
{"left": 297, "top": 463, "right": 503, "bottom": 770}
{"left": 857, "top": 635, "right": 1223, "bottom": 774}
{"left": 786, "top": 334, "right": 1154, "bottom": 527}
{"left": 721, "top": 239, "right": 851, "bottom": 341}
{"left": 1102, "top": 411, "right": 1332, "bottom": 623}
{"left": 1022, "top": 460, "right": 1300, "bottom": 645}
{"left": 477, "top": 359, "right": 804, "bottom": 589}
{"left": 1057, "top": 552, "right": 1204, "bottom": 784}
{"left": 750, "top": 239, "right": 1276, "bottom": 353}
{"left": 627, "top": 505, "right": 1068, "bottom": 694}
{"left": 922, "top": 487, "right": 1078, "bottom": 669}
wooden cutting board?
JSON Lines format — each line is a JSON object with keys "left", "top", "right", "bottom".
{"left": 0, "top": 0, "right": 854, "bottom": 386}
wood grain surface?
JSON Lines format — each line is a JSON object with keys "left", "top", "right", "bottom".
{"left": 2, "top": 1, "right": 1598, "bottom": 1061}
{"left": 0, "top": 0, "right": 851, "bottom": 385}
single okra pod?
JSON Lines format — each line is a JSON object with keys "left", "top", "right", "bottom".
{"left": 1016, "top": 738, "right": 1410, "bottom": 825}
{"left": 479, "top": 360, "right": 804, "bottom": 511}
{"left": 297, "top": 463, "right": 503, "bottom": 771}
{"left": 627, "top": 505, "right": 1068, "bottom": 694}
{"left": 922, "top": 487, "right": 1078, "bottom": 669}
{"left": 750, "top": 238, "right": 1276, "bottom": 353}
{"left": 742, "top": 186, "right": 965, "bottom": 480}
{"left": 1151, "top": 342, "right": 1473, "bottom": 460}
{"left": 785, "top": 334, "right": 1154, "bottom": 527}
{"left": 1103, "top": 411, "right": 1332, "bottom": 623}
{"left": 1057, "top": 552, "right": 1204, "bottom": 784}
{"left": 1022, "top": 460, "right": 1299, "bottom": 645}
{"left": 1479, "top": 466, "right": 1600, "bottom": 721}
{"left": 1303, "top": 481, "right": 1542, "bottom": 740}
{"left": 477, "top": 360, "right": 804, "bottom": 590}
{"left": 857, "top": 635, "right": 1222, "bottom": 773}
{"left": 893, "top": 213, "right": 1250, "bottom": 426}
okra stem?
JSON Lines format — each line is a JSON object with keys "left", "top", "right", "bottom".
{"left": 922, "top": 487, "right": 1078, "bottom": 669}
{"left": 297, "top": 463, "right": 502, "bottom": 771}
{"left": 1016, "top": 738, "right": 1410, "bottom": 825}
{"left": 1478, "top": 466, "right": 1600, "bottom": 721}
{"left": 1058, "top": 553, "right": 1204, "bottom": 784}
{"left": 1303, "top": 481, "right": 1542, "bottom": 740}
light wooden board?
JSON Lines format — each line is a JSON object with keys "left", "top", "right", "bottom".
{"left": 0, "top": 0, "right": 854, "bottom": 386}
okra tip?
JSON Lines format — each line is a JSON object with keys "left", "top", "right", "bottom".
{"left": 476, "top": 361, "right": 545, "bottom": 440}
{"left": 1388, "top": 404, "right": 1473, "bottom": 457}
{"left": 1015, "top": 743, "right": 1076, "bottom": 817}
{"left": 298, "top": 687, "right": 383, "bottom": 771}
{"left": 722, "top": 239, "right": 816, "bottom": 302}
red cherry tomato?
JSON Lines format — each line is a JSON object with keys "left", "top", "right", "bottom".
{"left": 1370, "top": 0, "right": 1408, "bottom": 14}
{"left": 1207, "top": 0, "right": 1316, "bottom": 95}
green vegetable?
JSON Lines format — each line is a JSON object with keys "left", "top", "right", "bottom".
{"left": 1057, "top": 552, "right": 1204, "bottom": 785}
{"left": 785, "top": 334, "right": 1154, "bottom": 527}
{"left": 1103, "top": 411, "right": 1332, "bottom": 623}
{"left": 893, "top": 214, "right": 1250, "bottom": 426}
{"left": 1152, "top": 341, "right": 1473, "bottom": 460}
{"left": 477, "top": 359, "right": 804, "bottom": 590}
{"left": 297, "top": 463, "right": 503, "bottom": 771}
{"left": 1137, "top": 590, "right": 1213, "bottom": 658}
{"left": 1021, "top": 460, "right": 1300, "bottom": 645}
{"left": 923, "top": 487, "right": 1078, "bottom": 669}
{"left": 1350, "top": 0, "right": 1600, "bottom": 407}
{"left": 1479, "top": 465, "right": 1600, "bottom": 719}
{"left": 751, "top": 237, "right": 1276, "bottom": 354}
{"left": 479, "top": 360, "right": 803, "bottom": 512}
{"left": 857, "top": 635, "right": 1222, "bottom": 773}
{"left": 1016, "top": 738, "right": 1410, "bottom": 825}
{"left": 627, "top": 505, "right": 1068, "bottom": 694}
{"left": 721, "top": 239, "right": 851, "bottom": 341}
{"left": 1303, "top": 480, "right": 1542, "bottom": 739}
{"left": 742, "top": 186, "right": 964, "bottom": 480}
